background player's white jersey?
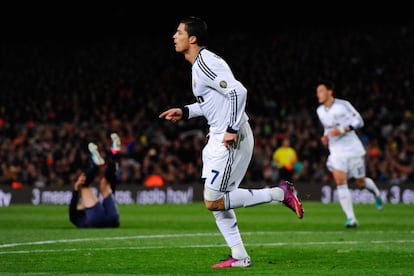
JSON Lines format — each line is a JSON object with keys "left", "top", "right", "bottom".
{"left": 316, "top": 98, "right": 366, "bottom": 156}
{"left": 185, "top": 48, "right": 249, "bottom": 135}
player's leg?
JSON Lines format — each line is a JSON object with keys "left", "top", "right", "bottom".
{"left": 104, "top": 133, "right": 121, "bottom": 195}
{"left": 80, "top": 142, "right": 106, "bottom": 227}
{"left": 94, "top": 132, "right": 120, "bottom": 198}
{"left": 328, "top": 155, "right": 358, "bottom": 227}
{"left": 352, "top": 156, "right": 384, "bottom": 211}
{"left": 100, "top": 177, "right": 120, "bottom": 227}
{"left": 205, "top": 123, "right": 302, "bottom": 268}
{"left": 80, "top": 143, "right": 104, "bottom": 208}
{"left": 98, "top": 133, "right": 121, "bottom": 227}
{"left": 224, "top": 122, "right": 277, "bottom": 208}
{"left": 204, "top": 123, "right": 303, "bottom": 217}
{"left": 99, "top": 148, "right": 120, "bottom": 226}
{"left": 211, "top": 208, "right": 251, "bottom": 268}
{"left": 363, "top": 177, "right": 384, "bottom": 210}
{"left": 202, "top": 126, "right": 251, "bottom": 267}
{"left": 100, "top": 154, "right": 117, "bottom": 197}
{"left": 204, "top": 123, "right": 273, "bottom": 210}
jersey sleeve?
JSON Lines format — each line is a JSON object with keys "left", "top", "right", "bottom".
{"left": 203, "top": 58, "right": 248, "bottom": 132}
{"left": 68, "top": 190, "right": 82, "bottom": 227}
{"left": 185, "top": 102, "right": 203, "bottom": 119}
{"left": 343, "top": 100, "right": 364, "bottom": 130}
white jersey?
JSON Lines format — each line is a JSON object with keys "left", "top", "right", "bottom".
{"left": 185, "top": 48, "right": 249, "bottom": 135}
{"left": 316, "top": 98, "right": 366, "bottom": 156}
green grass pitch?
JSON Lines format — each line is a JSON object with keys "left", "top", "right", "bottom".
{"left": 0, "top": 201, "right": 413, "bottom": 275}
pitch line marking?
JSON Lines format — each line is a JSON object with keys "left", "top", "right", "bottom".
{"left": 1, "top": 239, "right": 414, "bottom": 255}
{"left": 1, "top": 230, "right": 413, "bottom": 251}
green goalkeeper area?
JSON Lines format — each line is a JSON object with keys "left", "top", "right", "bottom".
{"left": 1, "top": 202, "right": 413, "bottom": 275}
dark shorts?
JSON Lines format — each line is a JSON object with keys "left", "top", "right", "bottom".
{"left": 84, "top": 194, "right": 120, "bottom": 228}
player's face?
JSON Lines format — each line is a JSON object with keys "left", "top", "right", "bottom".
{"left": 316, "top": 84, "right": 331, "bottom": 104}
{"left": 172, "top": 23, "right": 191, "bottom": 54}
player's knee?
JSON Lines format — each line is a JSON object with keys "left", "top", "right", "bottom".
{"left": 204, "top": 198, "right": 225, "bottom": 211}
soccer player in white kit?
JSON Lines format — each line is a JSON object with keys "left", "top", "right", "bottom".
{"left": 316, "top": 80, "right": 384, "bottom": 228}
{"left": 159, "top": 16, "right": 303, "bottom": 268}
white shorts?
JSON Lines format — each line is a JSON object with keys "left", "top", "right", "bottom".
{"left": 326, "top": 154, "right": 366, "bottom": 179}
{"left": 203, "top": 122, "right": 254, "bottom": 201}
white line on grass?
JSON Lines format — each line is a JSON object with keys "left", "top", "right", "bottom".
{"left": 0, "top": 232, "right": 222, "bottom": 248}
{"left": 1, "top": 231, "right": 413, "bottom": 254}
{"left": 1, "top": 239, "right": 414, "bottom": 255}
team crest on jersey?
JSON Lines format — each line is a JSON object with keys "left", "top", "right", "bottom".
{"left": 219, "top": 80, "right": 227, "bottom": 88}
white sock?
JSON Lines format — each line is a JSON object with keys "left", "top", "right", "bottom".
{"left": 226, "top": 188, "right": 273, "bottom": 209}
{"left": 269, "top": 187, "right": 284, "bottom": 201}
{"left": 231, "top": 243, "right": 249, "bottom": 260}
{"left": 213, "top": 210, "right": 248, "bottom": 259}
{"left": 337, "top": 184, "right": 355, "bottom": 219}
{"left": 364, "top": 177, "right": 380, "bottom": 197}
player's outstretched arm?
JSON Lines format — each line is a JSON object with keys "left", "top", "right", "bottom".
{"left": 159, "top": 108, "right": 183, "bottom": 123}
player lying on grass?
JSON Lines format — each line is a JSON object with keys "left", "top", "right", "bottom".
{"left": 69, "top": 133, "right": 121, "bottom": 228}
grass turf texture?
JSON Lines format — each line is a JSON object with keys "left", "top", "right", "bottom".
{"left": 0, "top": 202, "right": 413, "bottom": 275}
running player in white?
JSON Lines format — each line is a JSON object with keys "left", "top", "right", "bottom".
{"left": 159, "top": 16, "right": 303, "bottom": 268}
{"left": 316, "top": 80, "right": 384, "bottom": 228}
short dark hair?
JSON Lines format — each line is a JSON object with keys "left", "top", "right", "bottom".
{"left": 317, "top": 80, "right": 335, "bottom": 91}
{"left": 180, "top": 16, "right": 208, "bottom": 46}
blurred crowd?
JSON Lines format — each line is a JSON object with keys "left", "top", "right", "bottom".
{"left": 1, "top": 24, "right": 414, "bottom": 188}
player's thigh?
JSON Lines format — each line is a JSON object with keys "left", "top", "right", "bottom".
{"left": 227, "top": 131, "right": 253, "bottom": 187}
{"left": 348, "top": 155, "right": 366, "bottom": 179}
{"left": 202, "top": 139, "right": 232, "bottom": 195}
{"left": 202, "top": 126, "right": 253, "bottom": 199}
{"left": 327, "top": 154, "right": 348, "bottom": 173}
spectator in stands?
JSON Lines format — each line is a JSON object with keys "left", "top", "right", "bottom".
{"left": 1, "top": 23, "right": 413, "bottom": 188}
{"left": 272, "top": 137, "right": 299, "bottom": 182}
